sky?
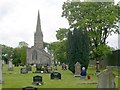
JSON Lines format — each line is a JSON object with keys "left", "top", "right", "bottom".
{"left": 0, "top": 0, "right": 119, "bottom": 49}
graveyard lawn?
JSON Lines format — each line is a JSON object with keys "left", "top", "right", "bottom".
{"left": 2, "top": 65, "right": 119, "bottom": 88}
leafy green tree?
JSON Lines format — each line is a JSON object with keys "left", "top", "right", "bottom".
{"left": 12, "top": 48, "right": 21, "bottom": 65}
{"left": 49, "top": 41, "right": 67, "bottom": 64}
{"left": 2, "top": 45, "right": 13, "bottom": 64}
{"left": 12, "top": 46, "right": 27, "bottom": 65}
{"left": 49, "top": 28, "right": 69, "bottom": 64}
{"left": 56, "top": 28, "right": 68, "bottom": 41}
{"left": 20, "top": 46, "right": 27, "bottom": 64}
{"left": 62, "top": 1, "right": 119, "bottom": 62}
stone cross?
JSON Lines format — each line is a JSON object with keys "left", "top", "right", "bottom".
{"left": 97, "top": 66, "right": 115, "bottom": 88}
{"left": 74, "top": 62, "right": 81, "bottom": 77}
{"left": 0, "top": 60, "right": 2, "bottom": 84}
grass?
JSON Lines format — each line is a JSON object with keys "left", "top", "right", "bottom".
{"left": 1, "top": 64, "right": 119, "bottom": 89}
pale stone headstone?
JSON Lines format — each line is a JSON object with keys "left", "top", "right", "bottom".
{"left": 0, "top": 60, "right": 2, "bottom": 84}
{"left": 21, "top": 68, "right": 28, "bottom": 74}
{"left": 8, "top": 60, "right": 13, "bottom": 71}
{"left": 97, "top": 66, "right": 115, "bottom": 88}
{"left": 2, "top": 60, "right": 5, "bottom": 65}
{"left": 74, "top": 62, "right": 81, "bottom": 77}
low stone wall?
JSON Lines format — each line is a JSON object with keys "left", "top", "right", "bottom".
{"left": 106, "top": 66, "right": 120, "bottom": 71}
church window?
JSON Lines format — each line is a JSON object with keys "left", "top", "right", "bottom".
{"left": 32, "top": 50, "right": 37, "bottom": 60}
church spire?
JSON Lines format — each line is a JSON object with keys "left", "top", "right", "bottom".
{"left": 36, "top": 10, "right": 43, "bottom": 36}
{"left": 34, "top": 10, "right": 43, "bottom": 49}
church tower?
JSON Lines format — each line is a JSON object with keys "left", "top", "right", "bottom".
{"left": 34, "top": 11, "right": 44, "bottom": 49}
{"left": 27, "top": 11, "right": 51, "bottom": 65}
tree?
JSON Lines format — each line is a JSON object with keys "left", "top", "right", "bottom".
{"left": 56, "top": 28, "right": 68, "bottom": 41}
{"left": 48, "top": 28, "right": 69, "bottom": 64}
{"left": 67, "top": 29, "right": 89, "bottom": 73}
{"left": 62, "top": 1, "right": 119, "bottom": 62}
{"left": 49, "top": 41, "right": 67, "bottom": 64}
{"left": 12, "top": 48, "right": 21, "bottom": 65}
{"left": 12, "top": 46, "right": 27, "bottom": 65}
{"left": 2, "top": 45, "right": 14, "bottom": 64}
{"left": 20, "top": 46, "right": 27, "bottom": 64}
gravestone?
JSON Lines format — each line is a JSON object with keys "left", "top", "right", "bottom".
{"left": 2, "top": 60, "right": 5, "bottom": 65}
{"left": 51, "top": 72, "right": 61, "bottom": 79}
{"left": 21, "top": 68, "right": 28, "bottom": 74}
{"left": 22, "top": 86, "right": 37, "bottom": 90}
{"left": 96, "top": 61, "right": 100, "bottom": 72}
{"left": 97, "top": 66, "right": 115, "bottom": 88}
{"left": 53, "top": 64, "right": 57, "bottom": 70}
{"left": 32, "top": 75, "right": 42, "bottom": 85}
{"left": 0, "top": 60, "right": 2, "bottom": 84}
{"left": 35, "top": 64, "right": 42, "bottom": 73}
{"left": 74, "top": 62, "right": 81, "bottom": 77}
{"left": 26, "top": 65, "right": 32, "bottom": 71}
{"left": 62, "top": 63, "right": 66, "bottom": 70}
{"left": 8, "top": 60, "right": 13, "bottom": 71}
{"left": 47, "top": 65, "right": 52, "bottom": 73}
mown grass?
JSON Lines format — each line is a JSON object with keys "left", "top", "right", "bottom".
{"left": 1, "top": 64, "right": 119, "bottom": 89}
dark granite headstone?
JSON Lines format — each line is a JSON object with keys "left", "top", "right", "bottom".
{"left": 21, "top": 68, "right": 28, "bottom": 74}
{"left": 22, "top": 86, "right": 37, "bottom": 90}
{"left": 32, "top": 75, "right": 42, "bottom": 85}
{"left": 26, "top": 66, "right": 32, "bottom": 71}
{"left": 35, "top": 64, "right": 42, "bottom": 73}
{"left": 51, "top": 72, "right": 61, "bottom": 79}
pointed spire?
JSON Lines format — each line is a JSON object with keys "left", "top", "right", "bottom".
{"left": 36, "top": 10, "right": 42, "bottom": 35}
{"left": 34, "top": 10, "right": 43, "bottom": 48}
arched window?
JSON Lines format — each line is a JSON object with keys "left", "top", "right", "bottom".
{"left": 32, "top": 50, "right": 37, "bottom": 60}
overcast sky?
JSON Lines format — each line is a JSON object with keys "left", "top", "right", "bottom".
{"left": 0, "top": 0, "right": 119, "bottom": 49}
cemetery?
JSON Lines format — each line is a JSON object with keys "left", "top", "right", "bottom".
{"left": 1, "top": 63, "right": 119, "bottom": 89}
{"left": 0, "top": 0, "right": 120, "bottom": 89}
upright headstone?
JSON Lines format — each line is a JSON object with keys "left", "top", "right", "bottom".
{"left": 2, "top": 60, "right": 5, "bottom": 65}
{"left": 96, "top": 61, "right": 100, "bottom": 72}
{"left": 26, "top": 65, "right": 32, "bottom": 71}
{"left": 97, "top": 66, "right": 115, "bottom": 88}
{"left": 35, "top": 64, "right": 42, "bottom": 73}
{"left": 32, "top": 75, "right": 42, "bottom": 85}
{"left": 74, "top": 62, "right": 81, "bottom": 77}
{"left": 51, "top": 72, "right": 61, "bottom": 79}
{"left": 21, "top": 68, "right": 28, "bottom": 74}
{"left": 22, "top": 86, "right": 37, "bottom": 90}
{"left": 0, "top": 60, "right": 2, "bottom": 84}
{"left": 8, "top": 60, "right": 13, "bottom": 71}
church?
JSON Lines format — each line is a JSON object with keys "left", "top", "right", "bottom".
{"left": 26, "top": 11, "right": 51, "bottom": 65}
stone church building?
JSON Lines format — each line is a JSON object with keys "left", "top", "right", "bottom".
{"left": 26, "top": 11, "right": 51, "bottom": 65}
